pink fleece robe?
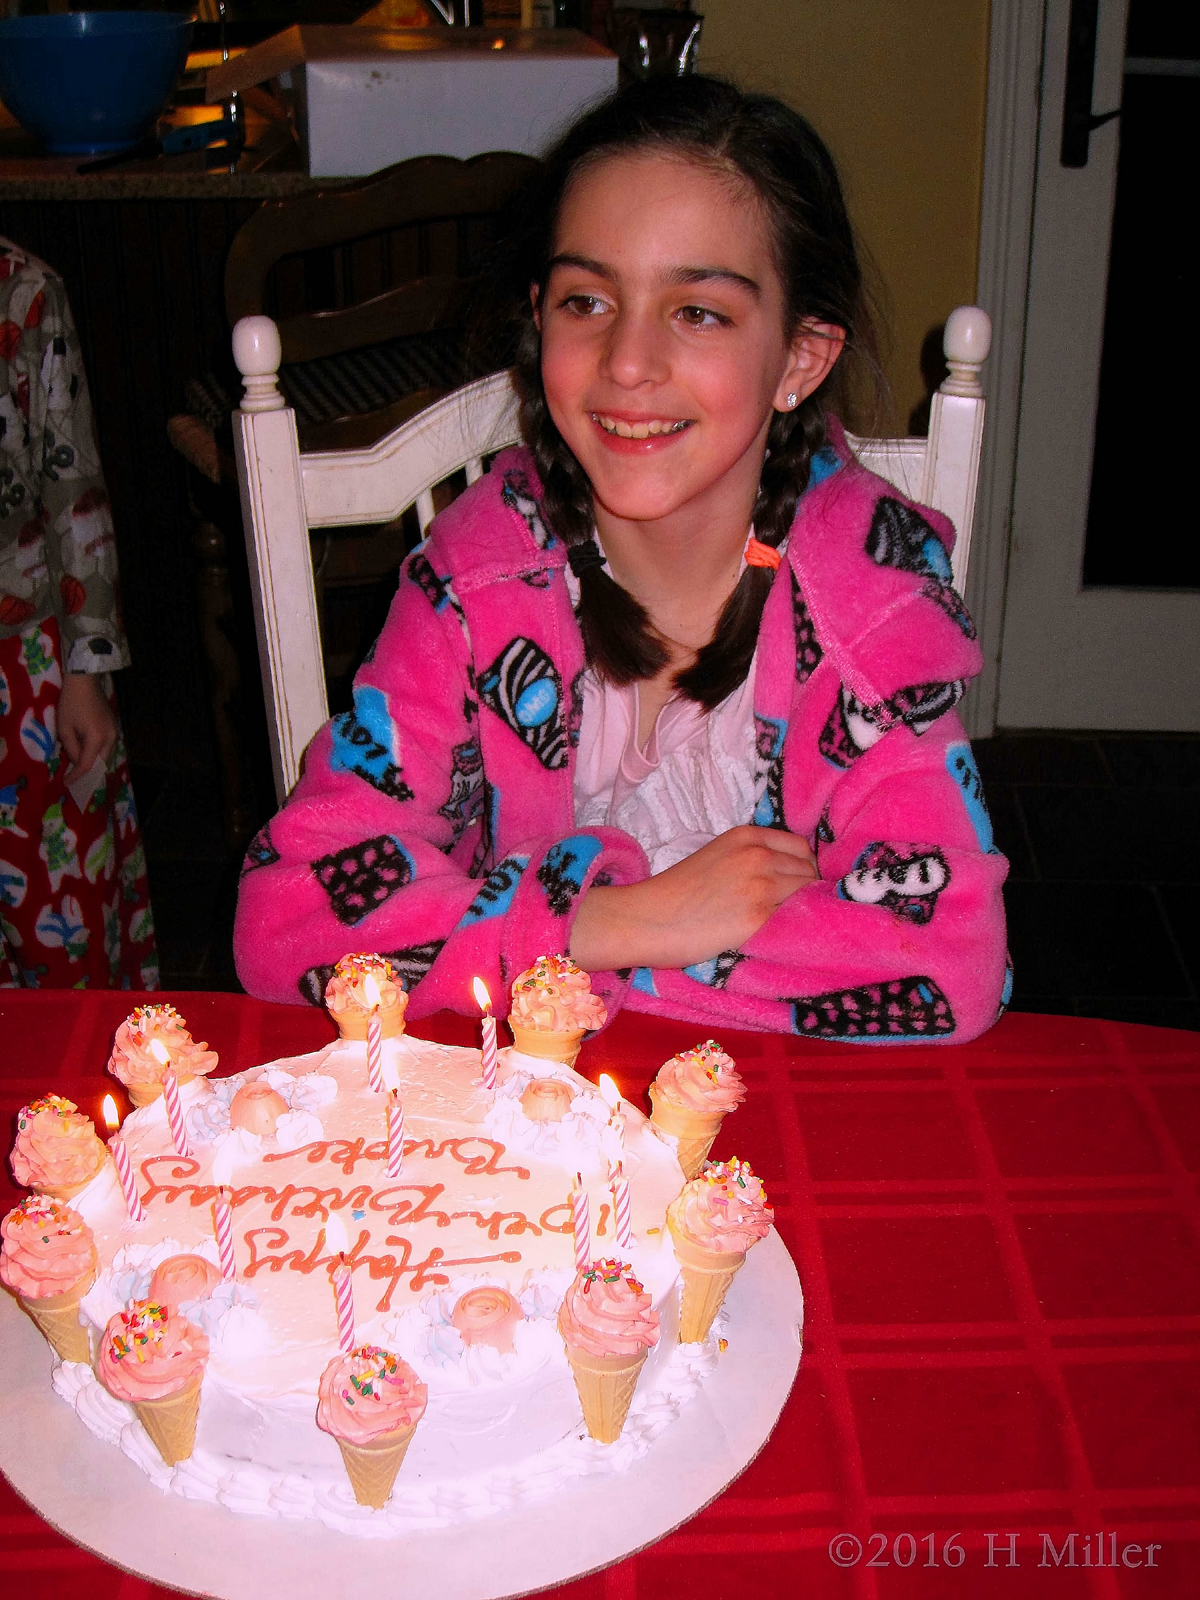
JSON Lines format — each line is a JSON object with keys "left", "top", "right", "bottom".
{"left": 234, "top": 423, "right": 1009, "bottom": 1043}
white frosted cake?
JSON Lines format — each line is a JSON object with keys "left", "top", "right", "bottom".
{"left": 4, "top": 1018, "right": 725, "bottom": 1535}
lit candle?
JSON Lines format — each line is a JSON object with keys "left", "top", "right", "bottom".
{"left": 363, "top": 973, "right": 384, "bottom": 1094}
{"left": 387, "top": 1089, "right": 405, "bottom": 1179}
{"left": 102, "top": 1094, "right": 146, "bottom": 1223}
{"left": 325, "top": 1210, "right": 355, "bottom": 1353}
{"left": 570, "top": 1172, "right": 590, "bottom": 1275}
{"left": 472, "top": 976, "right": 497, "bottom": 1093}
{"left": 598, "top": 1073, "right": 625, "bottom": 1157}
{"left": 610, "top": 1162, "right": 632, "bottom": 1251}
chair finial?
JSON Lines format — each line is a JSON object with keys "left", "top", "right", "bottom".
{"left": 233, "top": 316, "right": 285, "bottom": 414}
{"left": 940, "top": 306, "right": 992, "bottom": 398}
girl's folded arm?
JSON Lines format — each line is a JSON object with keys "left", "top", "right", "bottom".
{"left": 233, "top": 570, "right": 648, "bottom": 1012}
{"left": 741, "top": 739, "right": 1008, "bottom": 1040}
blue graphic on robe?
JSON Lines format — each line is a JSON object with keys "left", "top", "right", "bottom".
{"left": 753, "top": 714, "right": 788, "bottom": 827}
{"left": 789, "top": 975, "right": 955, "bottom": 1040}
{"left": 537, "top": 834, "right": 604, "bottom": 916}
{"left": 330, "top": 686, "right": 413, "bottom": 803}
{"left": 0, "top": 664, "right": 8, "bottom": 717}
{"left": 682, "top": 950, "right": 745, "bottom": 989}
{"left": 945, "top": 741, "right": 997, "bottom": 853}
{"left": 865, "top": 496, "right": 953, "bottom": 583}
{"left": 630, "top": 967, "right": 658, "bottom": 997}
{"left": 478, "top": 638, "right": 568, "bottom": 770}
{"left": 808, "top": 444, "right": 841, "bottom": 490}
{"left": 456, "top": 853, "right": 529, "bottom": 927}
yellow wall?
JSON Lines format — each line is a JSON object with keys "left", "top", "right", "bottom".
{"left": 699, "top": 0, "right": 991, "bottom": 429}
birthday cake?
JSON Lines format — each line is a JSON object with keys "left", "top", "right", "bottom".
{"left": 3, "top": 956, "right": 771, "bottom": 1537}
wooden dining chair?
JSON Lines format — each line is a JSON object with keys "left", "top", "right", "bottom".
{"left": 233, "top": 304, "right": 991, "bottom": 803}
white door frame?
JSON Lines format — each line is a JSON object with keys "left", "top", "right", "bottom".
{"left": 961, "top": 0, "right": 1047, "bottom": 740}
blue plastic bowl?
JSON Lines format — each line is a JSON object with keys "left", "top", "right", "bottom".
{"left": 0, "top": 12, "right": 192, "bottom": 157}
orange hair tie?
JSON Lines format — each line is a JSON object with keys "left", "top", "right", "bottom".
{"left": 744, "top": 536, "right": 781, "bottom": 570}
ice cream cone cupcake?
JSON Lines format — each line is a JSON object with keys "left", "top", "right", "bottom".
{"left": 509, "top": 954, "right": 606, "bottom": 1066}
{"left": 558, "top": 1258, "right": 659, "bottom": 1444}
{"left": 666, "top": 1158, "right": 773, "bottom": 1343}
{"left": 97, "top": 1301, "right": 209, "bottom": 1464}
{"left": 316, "top": 1345, "right": 427, "bottom": 1509}
{"left": 648, "top": 1041, "right": 746, "bottom": 1179}
{"left": 107, "top": 1004, "right": 218, "bottom": 1108}
{"left": 9, "top": 1095, "right": 107, "bottom": 1199}
{"left": 324, "top": 954, "right": 408, "bottom": 1042}
{"left": 1, "top": 1195, "right": 98, "bottom": 1363}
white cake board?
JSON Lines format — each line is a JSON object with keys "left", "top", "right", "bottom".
{"left": 0, "top": 1232, "right": 802, "bottom": 1600}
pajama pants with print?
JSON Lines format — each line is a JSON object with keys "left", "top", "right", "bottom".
{"left": 0, "top": 618, "right": 158, "bottom": 988}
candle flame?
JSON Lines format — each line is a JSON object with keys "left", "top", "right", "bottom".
{"left": 101, "top": 1094, "right": 119, "bottom": 1133}
{"left": 598, "top": 1073, "right": 621, "bottom": 1111}
{"left": 325, "top": 1210, "right": 350, "bottom": 1254}
{"left": 472, "top": 976, "right": 492, "bottom": 1013}
{"left": 363, "top": 974, "right": 381, "bottom": 1010}
{"left": 148, "top": 1039, "right": 171, "bottom": 1067}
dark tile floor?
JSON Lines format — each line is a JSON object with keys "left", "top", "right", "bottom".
{"left": 974, "top": 732, "right": 1199, "bottom": 1032}
{"left": 135, "top": 731, "right": 1200, "bottom": 1032}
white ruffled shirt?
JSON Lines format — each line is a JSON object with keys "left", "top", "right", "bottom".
{"left": 573, "top": 661, "right": 759, "bottom": 874}
{"left": 566, "top": 531, "right": 768, "bottom": 874}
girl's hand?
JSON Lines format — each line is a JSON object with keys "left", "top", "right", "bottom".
{"left": 570, "top": 825, "right": 817, "bottom": 972}
{"left": 57, "top": 672, "right": 118, "bottom": 783}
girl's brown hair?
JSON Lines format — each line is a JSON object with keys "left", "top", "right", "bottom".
{"left": 496, "top": 75, "right": 876, "bottom": 709}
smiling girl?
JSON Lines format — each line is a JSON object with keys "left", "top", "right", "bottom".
{"left": 234, "top": 77, "right": 1009, "bottom": 1043}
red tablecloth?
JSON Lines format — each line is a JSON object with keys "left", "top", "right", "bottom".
{"left": 2, "top": 991, "right": 1199, "bottom": 1599}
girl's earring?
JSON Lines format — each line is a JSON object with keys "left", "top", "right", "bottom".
{"left": 785, "top": 392, "right": 799, "bottom": 409}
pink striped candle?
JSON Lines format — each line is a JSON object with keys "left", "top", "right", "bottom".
{"left": 610, "top": 1165, "right": 632, "bottom": 1251}
{"left": 214, "top": 1186, "right": 237, "bottom": 1280}
{"left": 331, "top": 1257, "right": 355, "bottom": 1353}
{"left": 571, "top": 1173, "right": 591, "bottom": 1275}
{"left": 387, "top": 1090, "right": 405, "bottom": 1179}
{"left": 108, "top": 1136, "right": 146, "bottom": 1223}
{"left": 363, "top": 974, "right": 385, "bottom": 1092}
{"left": 162, "top": 1067, "right": 190, "bottom": 1158}
{"left": 472, "top": 978, "right": 497, "bottom": 1093}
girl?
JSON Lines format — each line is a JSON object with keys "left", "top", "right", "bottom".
{"left": 234, "top": 77, "right": 1008, "bottom": 1043}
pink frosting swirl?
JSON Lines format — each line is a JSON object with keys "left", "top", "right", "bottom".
{"left": 451, "top": 1286, "right": 522, "bottom": 1352}
{"left": 510, "top": 955, "right": 607, "bottom": 1033}
{"left": 654, "top": 1041, "right": 745, "bottom": 1114}
{"left": 316, "top": 1345, "right": 428, "bottom": 1444}
{"left": 0, "top": 1196, "right": 97, "bottom": 1300}
{"left": 97, "top": 1301, "right": 209, "bottom": 1402}
{"left": 148, "top": 1254, "right": 224, "bottom": 1316}
{"left": 107, "top": 1005, "right": 218, "bottom": 1091}
{"left": 557, "top": 1259, "right": 660, "bottom": 1358}
{"left": 324, "top": 954, "right": 407, "bottom": 1019}
{"left": 668, "top": 1159, "right": 773, "bottom": 1255}
{"left": 10, "top": 1095, "right": 107, "bottom": 1195}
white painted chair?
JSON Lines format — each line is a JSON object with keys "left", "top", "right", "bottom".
{"left": 233, "top": 305, "right": 991, "bottom": 801}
